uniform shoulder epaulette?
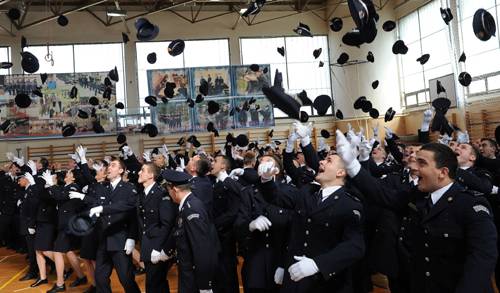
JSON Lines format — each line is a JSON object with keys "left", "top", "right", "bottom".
{"left": 345, "top": 192, "right": 361, "bottom": 202}
{"left": 463, "top": 188, "right": 484, "bottom": 197}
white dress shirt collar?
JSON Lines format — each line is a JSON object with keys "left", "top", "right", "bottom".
{"left": 320, "top": 185, "right": 342, "bottom": 202}
{"left": 143, "top": 182, "right": 155, "bottom": 197}
{"left": 430, "top": 182, "right": 454, "bottom": 205}
{"left": 178, "top": 192, "right": 192, "bottom": 211}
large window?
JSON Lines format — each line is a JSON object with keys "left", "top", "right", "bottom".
{"left": 136, "top": 39, "right": 230, "bottom": 107}
{"left": 398, "top": 0, "right": 453, "bottom": 108}
{"left": 240, "top": 36, "right": 332, "bottom": 118}
{"left": 0, "top": 47, "right": 11, "bottom": 75}
{"left": 458, "top": 0, "right": 500, "bottom": 97}
{"left": 23, "top": 43, "right": 126, "bottom": 104}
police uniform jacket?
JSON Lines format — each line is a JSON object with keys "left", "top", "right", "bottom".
{"left": 0, "top": 172, "right": 21, "bottom": 216}
{"left": 137, "top": 182, "right": 177, "bottom": 262}
{"left": 174, "top": 193, "right": 219, "bottom": 293}
{"left": 213, "top": 177, "right": 241, "bottom": 241}
{"left": 260, "top": 180, "right": 364, "bottom": 293}
{"left": 237, "top": 168, "right": 259, "bottom": 187}
{"left": 191, "top": 176, "right": 214, "bottom": 218}
{"left": 455, "top": 166, "right": 493, "bottom": 195}
{"left": 19, "top": 185, "right": 40, "bottom": 235}
{"left": 282, "top": 150, "right": 316, "bottom": 187}
{"left": 97, "top": 179, "right": 139, "bottom": 251}
{"left": 352, "top": 167, "right": 498, "bottom": 293}
{"left": 48, "top": 183, "right": 85, "bottom": 231}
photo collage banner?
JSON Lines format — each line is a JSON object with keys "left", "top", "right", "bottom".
{"left": 0, "top": 72, "right": 117, "bottom": 139}
{"left": 148, "top": 64, "right": 275, "bottom": 134}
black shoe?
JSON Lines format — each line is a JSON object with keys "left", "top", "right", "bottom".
{"left": 69, "top": 276, "right": 87, "bottom": 287}
{"left": 63, "top": 268, "right": 73, "bottom": 281}
{"left": 19, "top": 272, "right": 37, "bottom": 281}
{"left": 134, "top": 267, "right": 145, "bottom": 275}
{"left": 46, "top": 283, "right": 66, "bottom": 293}
{"left": 30, "top": 278, "right": 48, "bottom": 287}
{"left": 83, "top": 285, "right": 96, "bottom": 293}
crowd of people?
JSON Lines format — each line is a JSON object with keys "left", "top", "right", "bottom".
{"left": 1, "top": 108, "right": 500, "bottom": 293}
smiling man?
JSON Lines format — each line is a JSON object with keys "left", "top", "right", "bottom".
{"left": 336, "top": 130, "right": 498, "bottom": 293}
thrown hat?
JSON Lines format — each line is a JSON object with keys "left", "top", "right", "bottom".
{"left": 313, "top": 48, "right": 322, "bottom": 59}
{"left": 67, "top": 213, "right": 97, "bottom": 236}
{"left": 382, "top": 20, "right": 396, "bottom": 32}
{"left": 417, "top": 54, "right": 430, "bottom": 65}
{"left": 62, "top": 124, "right": 76, "bottom": 137}
{"left": 103, "top": 87, "right": 112, "bottom": 100}
{"left": 384, "top": 107, "right": 396, "bottom": 122}
{"left": 249, "top": 64, "right": 260, "bottom": 72}
{"left": 392, "top": 40, "right": 408, "bottom": 55}
{"left": 162, "top": 169, "right": 192, "bottom": 185}
{"left": 15, "top": 93, "right": 31, "bottom": 108}
{"left": 20, "top": 52, "right": 39, "bottom": 73}
{"left": 337, "top": 52, "right": 350, "bottom": 65}
{"left": 104, "top": 77, "right": 112, "bottom": 87}
{"left": 122, "top": 33, "right": 130, "bottom": 44}
{"left": 7, "top": 8, "right": 21, "bottom": 21}
{"left": 354, "top": 96, "right": 367, "bottom": 110}
{"left": 177, "top": 137, "right": 185, "bottom": 146}
{"left": 297, "top": 90, "right": 312, "bottom": 106}
{"left": 77, "top": 109, "right": 88, "bottom": 119}
{"left": 168, "top": 39, "right": 185, "bottom": 56}
{"left": 115, "top": 102, "right": 125, "bottom": 109}
{"left": 93, "top": 121, "right": 105, "bottom": 134}
{"left": 473, "top": 9, "right": 497, "bottom": 41}
{"left": 89, "top": 96, "right": 99, "bottom": 106}
{"left": 342, "top": 30, "right": 364, "bottom": 47}
{"left": 199, "top": 79, "right": 209, "bottom": 96}
{"left": 207, "top": 100, "right": 220, "bottom": 115}
{"left": 436, "top": 80, "right": 446, "bottom": 95}
{"left": 458, "top": 72, "right": 472, "bottom": 87}
{"left": 32, "top": 88, "right": 43, "bottom": 98}
{"left": 70, "top": 86, "right": 78, "bottom": 99}
{"left": 440, "top": 7, "right": 453, "bottom": 25}
{"left": 187, "top": 135, "right": 201, "bottom": 148}
{"left": 236, "top": 134, "right": 249, "bottom": 147}
{"left": 313, "top": 95, "right": 332, "bottom": 116}
{"left": 141, "top": 123, "right": 158, "bottom": 137}
{"left": 0, "top": 62, "right": 13, "bottom": 69}
{"left": 458, "top": 52, "right": 466, "bottom": 63}
{"left": 372, "top": 80, "right": 379, "bottom": 89}
{"left": 147, "top": 52, "right": 157, "bottom": 64}
{"left": 108, "top": 66, "right": 119, "bottom": 82}
{"left": 432, "top": 97, "right": 451, "bottom": 112}
{"left": 135, "top": 18, "right": 159, "bottom": 41}
{"left": 348, "top": 0, "right": 377, "bottom": 31}
{"left": 207, "top": 122, "right": 219, "bottom": 137}
{"left": 369, "top": 108, "right": 379, "bottom": 119}
{"left": 21, "top": 36, "right": 27, "bottom": 49}
{"left": 321, "top": 129, "right": 330, "bottom": 138}
{"left": 336, "top": 109, "right": 344, "bottom": 120}
{"left": 187, "top": 97, "right": 195, "bottom": 108}
{"left": 277, "top": 46, "right": 285, "bottom": 56}
{"left": 195, "top": 94, "right": 204, "bottom": 103}
{"left": 0, "top": 120, "right": 12, "bottom": 133}
{"left": 268, "top": 129, "right": 274, "bottom": 137}
{"left": 319, "top": 61, "right": 324, "bottom": 67}
{"left": 330, "top": 17, "right": 343, "bottom": 32}
{"left": 361, "top": 100, "right": 373, "bottom": 113}
{"left": 145, "top": 96, "right": 157, "bottom": 107}
{"left": 293, "top": 22, "right": 313, "bottom": 37}
{"left": 117, "top": 133, "right": 127, "bottom": 144}
{"left": 367, "top": 51, "right": 374, "bottom": 63}
{"left": 40, "top": 73, "right": 48, "bottom": 84}
{"left": 57, "top": 14, "right": 69, "bottom": 26}
{"left": 164, "top": 82, "right": 176, "bottom": 98}
{"left": 300, "top": 111, "right": 309, "bottom": 123}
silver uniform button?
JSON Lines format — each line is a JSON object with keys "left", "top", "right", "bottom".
{"left": 304, "top": 243, "right": 308, "bottom": 247}
{"left": 305, "top": 230, "right": 309, "bottom": 235}
{"left": 443, "top": 233, "right": 449, "bottom": 238}
{"left": 425, "top": 257, "right": 430, "bottom": 262}
{"left": 424, "top": 243, "right": 429, "bottom": 248}
{"left": 425, "top": 272, "right": 430, "bottom": 277}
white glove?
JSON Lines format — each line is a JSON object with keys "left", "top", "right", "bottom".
{"left": 288, "top": 256, "right": 319, "bottom": 282}
{"left": 357, "top": 127, "right": 365, "bottom": 141}
{"left": 229, "top": 168, "right": 244, "bottom": 180}
{"left": 122, "top": 145, "right": 133, "bottom": 160}
{"left": 437, "top": 134, "right": 452, "bottom": 145}
{"left": 92, "top": 163, "right": 104, "bottom": 172}
{"left": 76, "top": 145, "right": 87, "bottom": 164}
{"left": 491, "top": 186, "right": 499, "bottom": 195}
{"left": 384, "top": 126, "right": 393, "bottom": 140}
{"left": 151, "top": 249, "right": 161, "bottom": 264}
{"left": 421, "top": 109, "right": 433, "bottom": 132}
{"left": 274, "top": 267, "right": 285, "bottom": 285}
{"left": 294, "top": 121, "right": 312, "bottom": 146}
{"left": 82, "top": 185, "right": 88, "bottom": 193}
{"left": 249, "top": 215, "right": 272, "bottom": 232}
{"left": 347, "top": 123, "right": 353, "bottom": 133}
{"left": 103, "top": 156, "right": 112, "bottom": 164}
{"left": 456, "top": 131, "right": 469, "bottom": 144}
{"left": 199, "top": 290, "right": 213, "bottom": 293}
{"left": 6, "top": 152, "right": 15, "bottom": 162}
{"left": 69, "top": 191, "right": 85, "bottom": 200}
{"left": 17, "top": 199, "right": 22, "bottom": 207}
{"left": 318, "top": 137, "right": 328, "bottom": 152}
{"left": 373, "top": 124, "right": 379, "bottom": 141}
{"left": 14, "top": 156, "right": 25, "bottom": 167}
{"left": 28, "top": 228, "right": 36, "bottom": 235}
{"left": 336, "top": 130, "right": 361, "bottom": 177}
{"left": 143, "top": 151, "right": 152, "bottom": 162}
{"left": 23, "top": 172, "right": 35, "bottom": 186}
{"left": 40, "top": 170, "right": 54, "bottom": 187}
{"left": 124, "top": 239, "right": 135, "bottom": 255}
{"left": 286, "top": 130, "right": 299, "bottom": 153}
{"left": 69, "top": 153, "right": 81, "bottom": 164}
{"left": 160, "top": 144, "right": 169, "bottom": 157}
{"left": 159, "top": 249, "right": 170, "bottom": 262}
{"left": 258, "top": 161, "right": 279, "bottom": 181}
{"left": 358, "top": 140, "right": 372, "bottom": 162}
{"left": 89, "top": 205, "right": 103, "bottom": 217}
{"left": 26, "top": 160, "right": 37, "bottom": 175}
{"left": 216, "top": 170, "right": 228, "bottom": 182}
{"left": 179, "top": 157, "right": 186, "bottom": 170}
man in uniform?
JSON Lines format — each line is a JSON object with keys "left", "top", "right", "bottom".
{"left": 162, "top": 169, "right": 219, "bottom": 293}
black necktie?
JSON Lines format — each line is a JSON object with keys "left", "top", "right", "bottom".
{"left": 425, "top": 195, "right": 433, "bottom": 214}
{"left": 316, "top": 190, "right": 323, "bottom": 206}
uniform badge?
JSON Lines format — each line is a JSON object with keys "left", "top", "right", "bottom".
{"left": 473, "top": 204, "right": 490, "bottom": 215}
{"left": 187, "top": 213, "right": 199, "bottom": 221}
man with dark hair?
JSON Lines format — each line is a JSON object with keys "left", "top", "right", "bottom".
{"left": 233, "top": 152, "right": 258, "bottom": 187}
{"left": 162, "top": 169, "right": 219, "bottom": 293}
{"left": 137, "top": 162, "right": 177, "bottom": 293}
{"left": 187, "top": 155, "right": 214, "bottom": 218}
{"left": 480, "top": 138, "right": 498, "bottom": 159}
{"left": 337, "top": 132, "right": 498, "bottom": 293}
{"left": 453, "top": 143, "right": 494, "bottom": 195}
{"left": 87, "top": 156, "right": 141, "bottom": 293}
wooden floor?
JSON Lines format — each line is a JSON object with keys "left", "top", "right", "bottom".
{"left": 0, "top": 247, "right": 390, "bottom": 293}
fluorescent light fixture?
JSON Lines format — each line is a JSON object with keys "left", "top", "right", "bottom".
{"left": 107, "top": 9, "right": 127, "bottom": 17}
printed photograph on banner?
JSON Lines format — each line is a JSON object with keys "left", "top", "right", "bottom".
{"left": 233, "top": 95, "right": 274, "bottom": 129}
{"left": 147, "top": 68, "right": 189, "bottom": 99}
{"left": 0, "top": 72, "right": 117, "bottom": 138}
{"left": 234, "top": 64, "right": 271, "bottom": 96}
{"left": 155, "top": 100, "right": 192, "bottom": 133}
{"left": 192, "top": 97, "right": 233, "bottom": 132}
{"left": 192, "top": 67, "right": 231, "bottom": 97}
